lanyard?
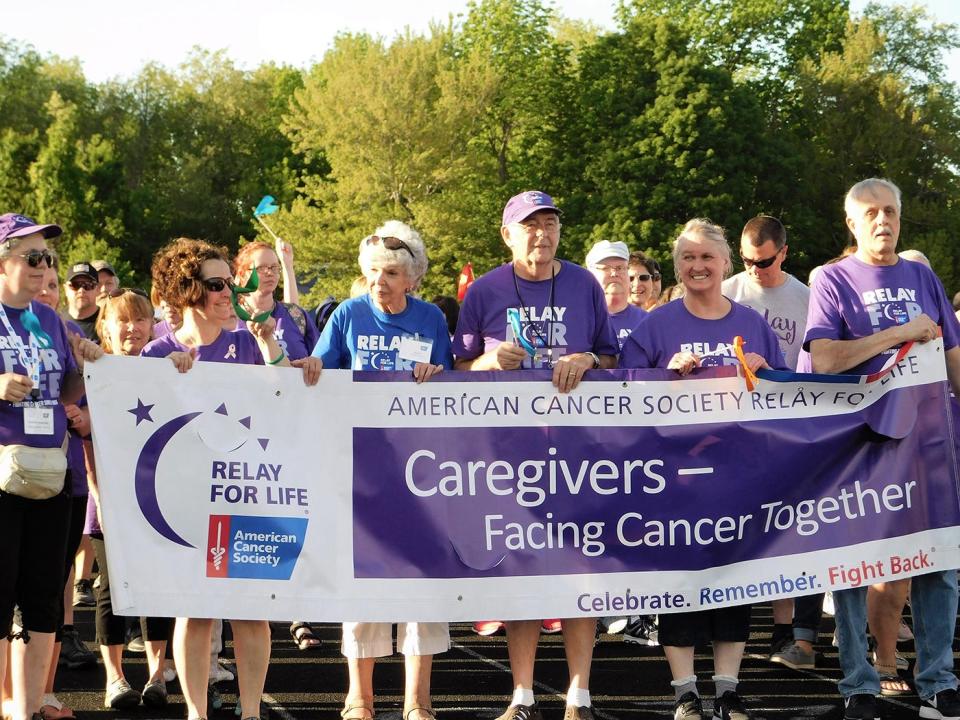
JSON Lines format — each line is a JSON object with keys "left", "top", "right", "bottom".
{"left": 0, "top": 301, "right": 43, "bottom": 398}
{"left": 512, "top": 263, "right": 557, "bottom": 367}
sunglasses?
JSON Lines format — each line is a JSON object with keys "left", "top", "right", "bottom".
{"left": 367, "top": 235, "right": 415, "bottom": 260}
{"left": 630, "top": 273, "right": 652, "bottom": 282}
{"left": 741, "top": 248, "right": 782, "bottom": 269}
{"left": 20, "top": 250, "right": 54, "bottom": 268}
{"left": 107, "top": 287, "right": 149, "bottom": 299}
{"left": 201, "top": 277, "right": 233, "bottom": 292}
{"left": 68, "top": 277, "right": 97, "bottom": 291}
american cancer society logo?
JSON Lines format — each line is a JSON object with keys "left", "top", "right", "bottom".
{"left": 207, "top": 515, "right": 308, "bottom": 580}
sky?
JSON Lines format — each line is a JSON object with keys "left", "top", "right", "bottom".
{"left": 3, "top": 0, "right": 959, "bottom": 85}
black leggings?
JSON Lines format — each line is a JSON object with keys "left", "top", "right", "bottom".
{"left": 0, "top": 490, "right": 70, "bottom": 635}
{"left": 91, "top": 536, "right": 172, "bottom": 646}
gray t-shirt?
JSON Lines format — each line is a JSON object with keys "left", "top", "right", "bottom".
{"left": 721, "top": 272, "right": 809, "bottom": 370}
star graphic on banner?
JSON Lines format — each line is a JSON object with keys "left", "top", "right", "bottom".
{"left": 128, "top": 399, "right": 155, "bottom": 426}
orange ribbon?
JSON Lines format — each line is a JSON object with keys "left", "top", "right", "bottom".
{"left": 733, "top": 335, "right": 758, "bottom": 391}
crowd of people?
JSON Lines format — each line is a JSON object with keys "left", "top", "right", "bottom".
{"left": 0, "top": 177, "right": 958, "bottom": 720}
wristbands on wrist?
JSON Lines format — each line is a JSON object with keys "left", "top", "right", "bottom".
{"left": 268, "top": 351, "right": 286, "bottom": 365}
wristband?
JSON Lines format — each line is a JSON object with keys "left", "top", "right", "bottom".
{"left": 268, "top": 351, "right": 286, "bottom": 365}
{"left": 586, "top": 351, "right": 600, "bottom": 369}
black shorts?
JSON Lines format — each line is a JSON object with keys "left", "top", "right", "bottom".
{"left": 0, "top": 490, "right": 70, "bottom": 635}
{"left": 657, "top": 604, "right": 753, "bottom": 647}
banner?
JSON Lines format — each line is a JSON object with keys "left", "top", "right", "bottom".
{"left": 85, "top": 340, "right": 960, "bottom": 621}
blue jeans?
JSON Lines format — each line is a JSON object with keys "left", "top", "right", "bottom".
{"left": 834, "top": 569, "right": 959, "bottom": 701}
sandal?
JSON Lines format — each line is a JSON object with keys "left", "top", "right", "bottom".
{"left": 289, "top": 621, "right": 321, "bottom": 650}
{"left": 404, "top": 708, "right": 437, "bottom": 720}
{"left": 876, "top": 664, "right": 912, "bottom": 696}
{"left": 341, "top": 705, "right": 374, "bottom": 720}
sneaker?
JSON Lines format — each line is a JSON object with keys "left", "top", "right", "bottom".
{"left": 72, "top": 579, "right": 95, "bottom": 607}
{"left": 104, "top": 678, "right": 140, "bottom": 709}
{"left": 142, "top": 680, "right": 168, "bottom": 707}
{"left": 920, "top": 688, "right": 960, "bottom": 720}
{"left": 713, "top": 691, "right": 750, "bottom": 720}
{"left": 163, "top": 665, "right": 178, "bottom": 683}
{"left": 495, "top": 704, "right": 543, "bottom": 720}
{"left": 541, "top": 619, "right": 562, "bottom": 634}
{"left": 473, "top": 621, "right": 504, "bottom": 636}
{"left": 210, "top": 661, "right": 235, "bottom": 683}
{"left": 602, "top": 616, "right": 628, "bottom": 634}
{"left": 823, "top": 590, "right": 835, "bottom": 616}
{"left": 770, "top": 641, "right": 816, "bottom": 670}
{"left": 563, "top": 707, "right": 595, "bottom": 720}
{"left": 623, "top": 616, "right": 659, "bottom": 646}
{"left": 39, "top": 693, "right": 74, "bottom": 720}
{"left": 843, "top": 694, "right": 878, "bottom": 720}
{"left": 673, "top": 691, "right": 703, "bottom": 720}
{"left": 59, "top": 628, "right": 97, "bottom": 670}
{"left": 126, "top": 634, "right": 145, "bottom": 653}
{"left": 769, "top": 633, "right": 792, "bottom": 656}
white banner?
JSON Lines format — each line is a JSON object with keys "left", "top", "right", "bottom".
{"left": 85, "top": 341, "right": 960, "bottom": 621}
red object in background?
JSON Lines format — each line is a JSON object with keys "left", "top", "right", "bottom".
{"left": 457, "top": 262, "right": 474, "bottom": 302}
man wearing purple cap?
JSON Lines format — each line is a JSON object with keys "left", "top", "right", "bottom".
{"left": 452, "top": 191, "right": 618, "bottom": 720}
{"left": 803, "top": 178, "right": 960, "bottom": 720}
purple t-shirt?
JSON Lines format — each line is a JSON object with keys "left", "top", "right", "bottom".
{"left": 803, "top": 255, "right": 960, "bottom": 375}
{"left": 619, "top": 298, "right": 787, "bottom": 370}
{"left": 453, "top": 261, "right": 618, "bottom": 368}
{"left": 140, "top": 329, "right": 265, "bottom": 365}
{"left": 235, "top": 302, "right": 319, "bottom": 361}
{"left": 64, "top": 319, "right": 88, "bottom": 496}
{"left": 152, "top": 318, "right": 176, "bottom": 338}
{"left": 0, "top": 301, "right": 77, "bottom": 449}
{"left": 609, "top": 304, "right": 647, "bottom": 351}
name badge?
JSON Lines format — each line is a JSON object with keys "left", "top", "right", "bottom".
{"left": 398, "top": 336, "right": 433, "bottom": 364}
{"left": 24, "top": 405, "right": 55, "bottom": 435}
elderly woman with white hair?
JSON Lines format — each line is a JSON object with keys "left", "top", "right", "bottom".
{"left": 311, "top": 220, "right": 451, "bottom": 720}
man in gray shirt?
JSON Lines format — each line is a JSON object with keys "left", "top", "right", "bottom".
{"left": 722, "top": 216, "right": 808, "bottom": 370}
{"left": 722, "top": 216, "right": 813, "bottom": 668}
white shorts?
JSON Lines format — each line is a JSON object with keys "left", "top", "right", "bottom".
{"left": 341, "top": 622, "right": 450, "bottom": 658}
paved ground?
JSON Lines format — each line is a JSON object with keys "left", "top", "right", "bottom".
{"left": 52, "top": 603, "right": 956, "bottom": 720}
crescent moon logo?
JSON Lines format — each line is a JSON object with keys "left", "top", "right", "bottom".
{"left": 135, "top": 412, "right": 202, "bottom": 547}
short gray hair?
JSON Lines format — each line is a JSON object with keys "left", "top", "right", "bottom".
{"left": 672, "top": 218, "right": 732, "bottom": 279}
{"left": 845, "top": 178, "right": 902, "bottom": 217}
{"left": 357, "top": 220, "right": 428, "bottom": 290}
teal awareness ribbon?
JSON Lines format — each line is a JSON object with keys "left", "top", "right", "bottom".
{"left": 230, "top": 267, "right": 272, "bottom": 324}
{"left": 21, "top": 309, "right": 53, "bottom": 348}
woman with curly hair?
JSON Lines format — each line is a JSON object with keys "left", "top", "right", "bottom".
{"left": 140, "top": 238, "right": 319, "bottom": 720}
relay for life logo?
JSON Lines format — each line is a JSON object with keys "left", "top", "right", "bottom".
{"left": 129, "top": 397, "right": 309, "bottom": 581}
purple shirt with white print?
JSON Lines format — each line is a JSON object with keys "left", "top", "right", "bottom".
{"left": 609, "top": 304, "right": 647, "bottom": 351}
{"left": 802, "top": 255, "right": 960, "bottom": 375}
{"left": 141, "top": 329, "right": 265, "bottom": 365}
{"left": 619, "top": 298, "right": 787, "bottom": 370}
{"left": 453, "top": 261, "right": 618, "bottom": 367}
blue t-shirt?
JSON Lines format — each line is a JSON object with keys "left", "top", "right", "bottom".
{"left": 0, "top": 302, "right": 77, "bottom": 449}
{"left": 313, "top": 294, "right": 453, "bottom": 371}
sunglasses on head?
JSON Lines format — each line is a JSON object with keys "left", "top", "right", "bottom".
{"left": 20, "top": 250, "right": 54, "bottom": 269}
{"left": 68, "top": 277, "right": 97, "bottom": 291}
{"left": 201, "top": 277, "right": 233, "bottom": 292}
{"left": 107, "top": 287, "right": 149, "bottom": 299}
{"left": 740, "top": 250, "right": 781, "bottom": 269}
{"left": 367, "top": 235, "right": 415, "bottom": 260}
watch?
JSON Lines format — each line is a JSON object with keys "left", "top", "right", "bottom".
{"left": 586, "top": 351, "right": 601, "bottom": 369}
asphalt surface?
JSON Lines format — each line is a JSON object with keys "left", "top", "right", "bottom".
{"left": 52, "top": 603, "right": 957, "bottom": 720}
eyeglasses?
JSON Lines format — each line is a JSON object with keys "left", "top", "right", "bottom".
{"left": 19, "top": 250, "right": 54, "bottom": 268}
{"left": 68, "top": 278, "right": 97, "bottom": 291}
{"left": 254, "top": 263, "right": 281, "bottom": 275}
{"left": 594, "top": 263, "right": 627, "bottom": 275}
{"left": 367, "top": 235, "right": 415, "bottom": 260}
{"left": 740, "top": 249, "right": 782, "bottom": 269}
{"left": 201, "top": 277, "right": 233, "bottom": 292}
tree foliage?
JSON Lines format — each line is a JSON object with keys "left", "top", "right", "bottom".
{"left": 1, "top": 0, "right": 959, "bottom": 304}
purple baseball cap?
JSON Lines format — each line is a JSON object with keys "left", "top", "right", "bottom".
{"left": 502, "top": 190, "right": 561, "bottom": 227}
{"left": 0, "top": 213, "right": 62, "bottom": 246}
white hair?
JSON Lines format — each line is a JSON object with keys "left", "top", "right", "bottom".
{"left": 898, "top": 249, "right": 931, "bottom": 268}
{"left": 357, "top": 220, "right": 428, "bottom": 290}
{"left": 672, "top": 218, "right": 732, "bottom": 279}
{"left": 845, "top": 178, "right": 902, "bottom": 217}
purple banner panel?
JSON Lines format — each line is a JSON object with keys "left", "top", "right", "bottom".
{"left": 352, "top": 381, "right": 960, "bottom": 579}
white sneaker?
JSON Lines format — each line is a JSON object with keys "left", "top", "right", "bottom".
{"left": 163, "top": 666, "right": 178, "bottom": 683}
{"left": 822, "top": 591, "right": 835, "bottom": 617}
{"left": 210, "top": 661, "right": 235, "bottom": 683}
